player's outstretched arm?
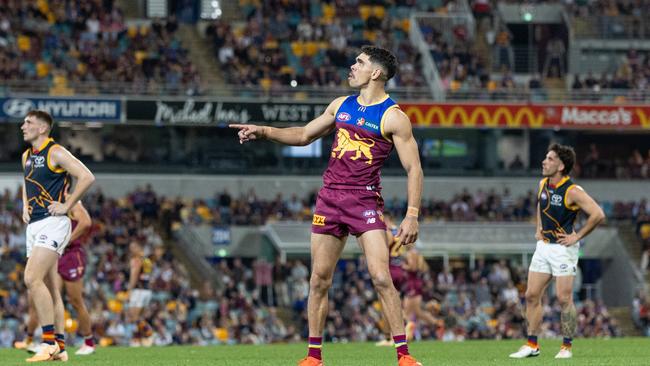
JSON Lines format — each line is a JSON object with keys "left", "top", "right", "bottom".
{"left": 230, "top": 96, "right": 346, "bottom": 146}
{"left": 385, "top": 108, "right": 423, "bottom": 245}
{"left": 557, "top": 186, "right": 605, "bottom": 246}
{"left": 48, "top": 145, "right": 95, "bottom": 216}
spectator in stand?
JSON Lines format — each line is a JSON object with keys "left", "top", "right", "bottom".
{"left": 543, "top": 38, "right": 566, "bottom": 78}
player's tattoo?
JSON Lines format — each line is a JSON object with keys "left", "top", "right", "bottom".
{"left": 561, "top": 303, "right": 577, "bottom": 338}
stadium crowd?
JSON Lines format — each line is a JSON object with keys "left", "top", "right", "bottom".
{"left": 205, "top": 0, "right": 427, "bottom": 90}
{"left": 0, "top": 188, "right": 289, "bottom": 347}
{"left": 178, "top": 185, "right": 649, "bottom": 227}
{"left": 0, "top": 0, "right": 199, "bottom": 95}
{"left": 287, "top": 257, "right": 622, "bottom": 342}
{"left": 571, "top": 49, "right": 650, "bottom": 98}
{"left": 0, "top": 183, "right": 634, "bottom": 348}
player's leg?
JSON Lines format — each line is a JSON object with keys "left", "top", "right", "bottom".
{"left": 509, "top": 270, "right": 551, "bottom": 358}
{"left": 127, "top": 296, "right": 143, "bottom": 347}
{"left": 24, "top": 248, "right": 58, "bottom": 328}
{"left": 409, "top": 295, "right": 437, "bottom": 328}
{"left": 24, "top": 247, "right": 60, "bottom": 362}
{"left": 358, "top": 230, "right": 421, "bottom": 366}
{"left": 526, "top": 271, "right": 552, "bottom": 337}
{"left": 14, "top": 296, "right": 40, "bottom": 353}
{"left": 64, "top": 276, "right": 95, "bottom": 354}
{"left": 555, "top": 275, "right": 576, "bottom": 358}
{"left": 45, "top": 265, "right": 68, "bottom": 361}
{"left": 402, "top": 295, "right": 417, "bottom": 341}
{"left": 137, "top": 291, "right": 154, "bottom": 347}
{"left": 299, "top": 233, "right": 346, "bottom": 365}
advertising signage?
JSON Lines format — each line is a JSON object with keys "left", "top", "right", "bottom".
{"left": 401, "top": 103, "right": 650, "bottom": 130}
{"left": 125, "top": 99, "right": 328, "bottom": 125}
{"left": 127, "top": 99, "right": 650, "bottom": 130}
{"left": 0, "top": 97, "right": 121, "bottom": 122}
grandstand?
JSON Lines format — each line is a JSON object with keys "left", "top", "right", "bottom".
{"left": 0, "top": 0, "right": 649, "bottom": 364}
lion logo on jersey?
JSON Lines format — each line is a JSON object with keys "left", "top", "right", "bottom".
{"left": 331, "top": 128, "right": 375, "bottom": 164}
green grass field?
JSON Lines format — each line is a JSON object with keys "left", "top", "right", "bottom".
{"left": 1, "top": 338, "right": 649, "bottom": 365}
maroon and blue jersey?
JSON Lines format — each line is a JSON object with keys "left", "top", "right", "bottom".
{"left": 322, "top": 95, "right": 399, "bottom": 189}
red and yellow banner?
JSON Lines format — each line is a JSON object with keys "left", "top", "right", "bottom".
{"left": 401, "top": 103, "right": 650, "bottom": 130}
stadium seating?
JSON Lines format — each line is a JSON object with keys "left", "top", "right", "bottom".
{"left": 205, "top": 1, "right": 426, "bottom": 89}
{"left": 0, "top": 2, "right": 199, "bottom": 95}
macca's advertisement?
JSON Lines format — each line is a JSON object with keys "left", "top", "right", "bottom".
{"left": 401, "top": 103, "right": 650, "bottom": 130}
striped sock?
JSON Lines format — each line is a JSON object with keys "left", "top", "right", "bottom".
{"left": 562, "top": 337, "right": 572, "bottom": 348}
{"left": 84, "top": 334, "right": 95, "bottom": 347}
{"left": 42, "top": 325, "right": 55, "bottom": 345}
{"left": 55, "top": 333, "right": 65, "bottom": 352}
{"left": 307, "top": 336, "right": 323, "bottom": 360}
{"left": 527, "top": 335, "right": 538, "bottom": 348}
{"left": 393, "top": 334, "right": 409, "bottom": 359}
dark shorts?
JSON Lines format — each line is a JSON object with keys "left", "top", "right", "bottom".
{"left": 389, "top": 264, "right": 406, "bottom": 293}
{"left": 311, "top": 187, "right": 386, "bottom": 237}
{"left": 58, "top": 247, "right": 86, "bottom": 282}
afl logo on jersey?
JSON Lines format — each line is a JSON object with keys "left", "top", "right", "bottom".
{"left": 356, "top": 117, "right": 365, "bottom": 126}
{"left": 551, "top": 194, "right": 562, "bottom": 206}
{"left": 336, "top": 112, "right": 351, "bottom": 122}
{"left": 540, "top": 192, "right": 547, "bottom": 201}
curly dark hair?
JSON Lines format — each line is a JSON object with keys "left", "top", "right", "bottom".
{"left": 360, "top": 45, "right": 397, "bottom": 81}
{"left": 548, "top": 143, "right": 576, "bottom": 175}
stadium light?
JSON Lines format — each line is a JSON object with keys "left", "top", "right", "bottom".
{"left": 520, "top": 4, "right": 534, "bottom": 22}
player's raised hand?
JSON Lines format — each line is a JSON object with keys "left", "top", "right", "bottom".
{"left": 396, "top": 216, "right": 418, "bottom": 246}
{"left": 229, "top": 124, "right": 266, "bottom": 144}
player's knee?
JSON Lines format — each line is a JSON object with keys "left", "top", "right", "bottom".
{"left": 23, "top": 271, "right": 42, "bottom": 289}
{"left": 370, "top": 272, "right": 392, "bottom": 292}
{"left": 556, "top": 291, "right": 573, "bottom": 307}
{"left": 309, "top": 272, "right": 332, "bottom": 294}
{"left": 525, "top": 290, "right": 541, "bottom": 304}
{"left": 69, "top": 296, "right": 85, "bottom": 310}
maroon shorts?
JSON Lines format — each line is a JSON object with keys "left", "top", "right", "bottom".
{"left": 311, "top": 187, "right": 386, "bottom": 237}
{"left": 58, "top": 247, "right": 86, "bottom": 282}
{"left": 405, "top": 272, "right": 424, "bottom": 298}
{"left": 389, "top": 264, "right": 406, "bottom": 293}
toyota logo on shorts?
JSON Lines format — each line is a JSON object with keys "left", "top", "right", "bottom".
{"left": 3, "top": 99, "right": 35, "bottom": 118}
